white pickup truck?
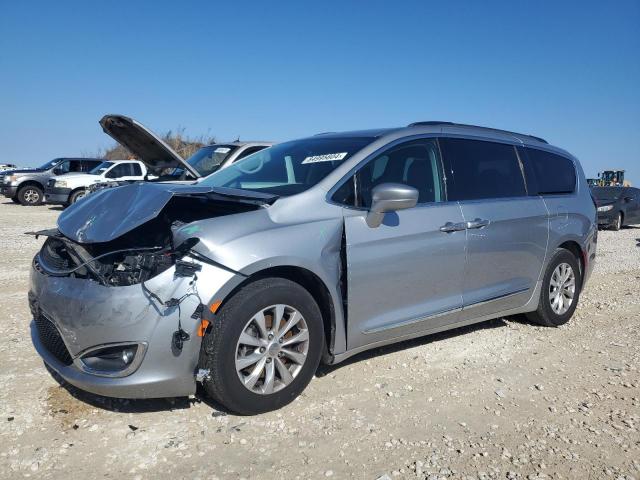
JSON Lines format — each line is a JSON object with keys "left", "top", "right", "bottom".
{"left": 44, "top": 159, "right": 148, "bottom": 206}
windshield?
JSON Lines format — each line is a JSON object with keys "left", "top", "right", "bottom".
{"left": 39, "top": 158, "right": 63, "bottom": 170}
{"left": 200, "top": 137, "right": 374, "bottom": 196}
{"left": 185, "top": 145, "right": 239, "bottom": 177}
{"left": 591, "top": 187, "right": 623, "bottom": 201}
{"left": 89, "top": 161, "right": 114, "bottom": 175}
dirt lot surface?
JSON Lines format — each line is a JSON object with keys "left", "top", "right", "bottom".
{"left": 1, "top": 201, "right": 639, "bottom": 480}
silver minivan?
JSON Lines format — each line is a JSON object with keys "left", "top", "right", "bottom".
{"left": 29, "top": 122, "right": 597, "bottom": 414}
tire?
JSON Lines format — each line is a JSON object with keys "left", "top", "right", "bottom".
{"left": 526, "top": 248, "right": 582, "bottom": 327}
{"left": 17, "top": 185, "right": 43, "bottom": 206}
{"left": 200, "top": 277, "right": 324, "bottom": 415}
{"left": 611, "top": 212, "right": 622, "bottom": 231}
{"left": 11, "top": 197, "right": 20, "bottom": 204}
{"left": 69, "top": 189, "right": 87, "bottom": 205}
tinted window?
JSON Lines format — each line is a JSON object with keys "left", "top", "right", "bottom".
{"left": 440, "top": 138, "right": 526, "bottom": 201}
{"left": 68, "top": 160, "right": 84, "bottom": 173}
{"left": 334, "top": 139, "right": 444, "bottom": 208}
{"left": 201, "top": 137, "right": 374, "bottom": 197}
{"left": 131, "top": 163, "right": 142, "bottom": 176}
{"left": 80, "top": 160, "right": 102, "bottom": 172}
{"left": 523, "top": 148, "right": 576, "bottom": 195}
{"left": 105, "top": 163, "right": 131, "bottom": 178}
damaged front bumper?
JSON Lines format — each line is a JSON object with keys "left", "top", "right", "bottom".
{"left": 29, "top": 256, "right": 238, "bottom": 398}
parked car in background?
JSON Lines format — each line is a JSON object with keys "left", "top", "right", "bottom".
{"left": 0, "top": 163, "right": 18, "bottom": 172}
{"left": 29, "top": 121, "right": 596, "bottom": 414}
{"left": 44, "top": 160, "right": 149, "bottom": 206}
{"left": 591, "top": 186, "right": 640, "bottom": 230}
{"left": 0, "top": 158, "right": 103, "bottom": 205}
{"left": 88, "top": 115, "right": 273, "bottom": 188}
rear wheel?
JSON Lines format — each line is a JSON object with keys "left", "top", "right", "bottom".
{"left": 18, "top": 185, "right": 43, "bottom": 206}
{"left": 611, "top": 212, "right": 622, "bottom": 231}
{"left": 200, "top": 277, "right": 324, "bottom": 415}
{"left": 527, "top": 248, "right": 582, "bottom": 327}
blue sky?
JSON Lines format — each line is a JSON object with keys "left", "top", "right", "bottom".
{"left": 1, "top": 0, "right": 638, "bottom": 182}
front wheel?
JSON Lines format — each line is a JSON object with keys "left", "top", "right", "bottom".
{"left": 527, "top": 248, "right": 582, "bottom": 327}
{"left": 69, "top": 189, "right": 87, "bottom": 204}
{"left": 18, "top": 185, "right": 43, "bottom": 206}
{"left": 200, "top": 277, "right": 324, "bottom": 415}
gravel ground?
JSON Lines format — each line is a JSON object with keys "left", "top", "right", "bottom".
{"left": 0, "top": 201, "right": 639, "bottom": 480}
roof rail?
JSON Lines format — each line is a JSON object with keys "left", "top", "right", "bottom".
{"left": 407, "top": 121, "right": 548, "bottom": 144}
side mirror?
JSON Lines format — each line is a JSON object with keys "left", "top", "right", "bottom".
{"left": 624, "top": 196, "right": 633, "bottom": 203}
{"left": 366, "top": 183, "right": 419, "bottom": 228}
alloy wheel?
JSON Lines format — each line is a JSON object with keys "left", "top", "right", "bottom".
{"left": 235, "top": 304, "right": 310, "bottom": 394}
{"left": 549, "top": 263, "right": 575, "bottom": 315}
{"left": 23, "top": 189, "right": 40, "bottom": 204}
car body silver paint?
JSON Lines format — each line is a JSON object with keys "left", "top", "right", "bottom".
{"left": 30, "top": 258, "right": 236, "bottom": 398}
{"left": 343, "top": 202, "right": 466, "bottom": 349}
{"left": 30, "top": 122, "right": 597, "bottom": 398}
{"left": 57, "top": 182, "right": 274, "bottom": 244}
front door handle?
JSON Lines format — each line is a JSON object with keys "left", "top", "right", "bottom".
{"left": 466, "top": 218, "right": 490, "bottom": 229}
{"left": 439, "top": 222, "right": 467, "bottom": 233}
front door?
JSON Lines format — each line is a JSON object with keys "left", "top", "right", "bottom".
{"left": 340, "top": 139, "right": 467, "bottom": 350}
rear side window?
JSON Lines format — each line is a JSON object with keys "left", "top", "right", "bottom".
{"left": 80, "top": 160, "right": 101, "bottom": 172}
{"left": 523, "top": 148, "right": 576, "bottom": 195}
{"left": 68, "top": 160, "right": 84, "bottom": 173}
{"left": 131, "top": 163, "right": 142, "bottom": 176}
{"left": 439, "top": 138, "right": 526, "bottom": 201}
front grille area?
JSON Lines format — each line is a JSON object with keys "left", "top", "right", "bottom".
{"left": 34, "top": 313, "right": 73, "bottom": 366}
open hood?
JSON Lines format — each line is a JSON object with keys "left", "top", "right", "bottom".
{"left": 99, "top": 114, "right": 202, "bottom": 178}
{"left": 57, "top": 182, "right": 277, "bottom": 244}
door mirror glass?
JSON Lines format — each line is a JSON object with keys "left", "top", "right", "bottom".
{"left": 366, "top": 183, "right": 418, "bottom": 228}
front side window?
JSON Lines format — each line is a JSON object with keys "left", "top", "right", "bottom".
{"left": 333, "top": 139, "right": 444, "bottom": 208}
{"left": 90, "top": 161, "right": 114, "bottom": 175}
{"left": 440, "top": 138, "right": 526, "bottom": 201}
{"left": 523, "top": 147, "right": 576, "bottom": 195}
{"left": 105, "top": 163, "right": 130, "bottom": 178}
{"left": 53, "top": 160, "right": 71, "bottom": 175}
{"left": 200, "top": 137, "right": 374, "bottom": 196}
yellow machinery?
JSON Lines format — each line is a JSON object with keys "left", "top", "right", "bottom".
{"left": 595, "top": 170, "right": 631, "bottom": 187}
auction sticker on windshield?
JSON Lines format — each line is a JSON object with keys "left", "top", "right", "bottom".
{"left": 302, "top": 152, "right": 348, "bottom": 164}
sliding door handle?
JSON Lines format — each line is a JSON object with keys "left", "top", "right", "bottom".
{"left": 439, "top": 222, "right": 467, "bottom": 233}
{"left": 466, "top": 218, "right": 490, "bottom": 229}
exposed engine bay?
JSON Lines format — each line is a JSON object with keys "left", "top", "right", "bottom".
{"left": 34, "top": 194, "right": 265, "bottom": 287}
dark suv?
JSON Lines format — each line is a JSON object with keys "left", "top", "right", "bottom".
{"left": 0, "top": 158, "right": 103, "bottom": 205}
